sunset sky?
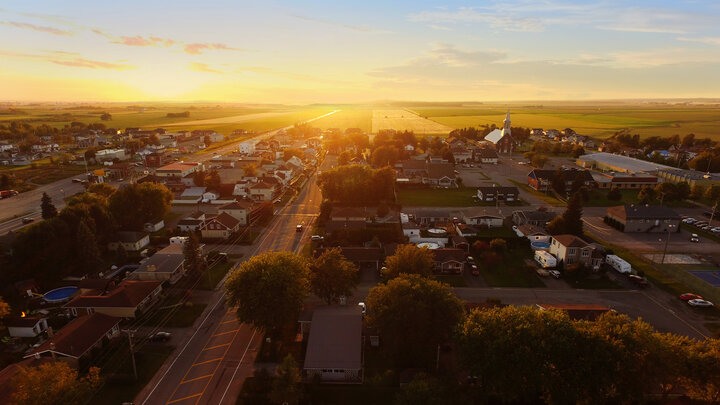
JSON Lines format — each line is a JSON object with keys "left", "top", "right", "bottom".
{"left": 2, "top": 1, "right": 720, "bottom": 103}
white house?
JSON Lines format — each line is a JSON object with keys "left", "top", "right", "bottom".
{"left": 209, "top": 133, "right": 224, "bottom": 143}
{"left": 143, "top": 219, "right": 165, "bottom": 233}
{"left": 238, "top": 140, "right": 256, "bottom": 154}
{"left": 7, "top": 317, "right": 48, "bottom": 338}
{"left": 202, "top": 191, "right": 219, "bottom": 203}
{"left": 95, "top": 148, "right": 127, "bottom": 162}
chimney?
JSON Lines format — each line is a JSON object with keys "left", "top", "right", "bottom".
{"left": 47, "top": 326, "right": 54, "bottom": 338}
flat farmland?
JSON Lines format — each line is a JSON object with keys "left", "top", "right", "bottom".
{"left": 372, "top": 109, "right": 453, "bottom": 134}
{"left": 412, "top": 104, "right": 720, "bottom": 140}
{"left": 312, "top": 109, "right": 372, "bottom": 132}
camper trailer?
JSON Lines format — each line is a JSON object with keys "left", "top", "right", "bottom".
{"left": 534, "top": 251, "right": 557, "bottom": 269}
{"left": 606, "top": 254, "right": 631, "bottom": 274}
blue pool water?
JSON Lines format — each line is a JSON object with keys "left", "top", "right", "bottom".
{"left": 531, "top": 242, "right": 551, "bottom": 250}
{"left": 44, "top": 286, "right": 78, "bottom": 303}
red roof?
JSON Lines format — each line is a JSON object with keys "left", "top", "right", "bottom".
{"left": 551, "top": 234, "right": 589, "bottom": 248}
{"left": 219, "top": 200, "right": 254, "bottom": 210}
{"left": 250, "top": 181, "right": 273, "bottom": 190}
{"left": 202, "top": 212, "right": 240, "bottom": 230}
{"left": 25, "top": 313, "right": 120, "bottom": 359}
{"left": 432, "top": 248, "right": 466, "bottom": 263}
{"left": 65, "top": 280, "right": 161, "bottom": 309}
{"left": 157, "top": 162, "right": 200, "bottom": 172}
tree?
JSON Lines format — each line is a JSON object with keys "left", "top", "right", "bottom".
{"left": 225, "top": 252, "right": 309, "bottom": 337}
{"left": 10, "top": 362, "right": 101, "bottom": 405}
{"left": 148, "top": 133, "right": 160, "bottom": 146}
{"left": 489, "top": 238, "right": 507, "bottom": 252}
{"left": 87, "top": 183, "right": 117, "bottom": 199}
{"left": 681, "top": 339, "right": 720, "bottom": 404}
{"left": 100, "top": 112, "right": 112, "bottom": 121}
{"left": 571, "top": 145, "right": 585, "bottom": 158}
{"left": 705, "top": 185, "right": 720, "bottom": 202}
{"left": 561, "top": 191, "right": 584, "bottom": 235}
{"left": 309, "top": 248, "right": 358, "bottom": 305}
{"left": 337, "top": 150, "right": 353, "bottom": 166}
{"left": 283, "top": 148, "right": 303, "bottom": 161}
{"left": 108, "top": 183, "right": 173, "bottom": 230}
{"left": 193, "top": 170, "right": 205, "bottom": 187}
{"left": 376, "top": 202, "right": 389, "bottom": 218}
{"left": 382, "top": 244, "right": 435, "bottom": 280}
{"left": 0, "top": 296, "right": 9, "bottom": 329}
{"left": 552, "top": 169, "right": 567, "bottom": 195}
{"left": 269, "top": 354, "right": 302, "bottom": 405}
{"left": 40, "top": 192, "right": 58, "bottom": 219}
{"left": 637, "top": 186, "right": 656, "bottom": 204}
{"left": 75, "top": 221, "right": 103, "bottom": 273}
{"left": 395, "top": 373, "right": 453, "bottom": 405}
{"left": 655, "top": 182, "right": 679, "bottom": 202}
{"left": 242, "top": 164, "right": 258, "bottom": 177}
{"left": 205, "top": 169, "right": 221, "bottom": 191}
{"left": 183, "top": 232, "right": 206, "bottom": 275}
{"left": 607, "top": 187, "right": 622, "bottom": 201}
{"left": 690, "top": 184, "right": 706, "bottom": 201}
{"left": 545, "top": 216, "right": 566, "bottom": 235}
{"left": 371, "top": 145, "right": 399, "bottom": 167}
{"left": 531, "top": 154, "right": 548, "bottom": 168}
{"left": 0, "top": 173, "right": 11, "bottom": 190}
{"left": 367, "top": 274, "right": 463, "bottom": 366}
{"left": 203, "top": 135, "right": 212, "bottom": 146}
{"left": 317, "top": 165, "right": 395, "bottom": 205}
{"left": 570, "top": 171, "right": 587, "bottom": 194}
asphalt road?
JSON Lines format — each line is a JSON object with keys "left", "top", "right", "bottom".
{"left": 136, "top": 155, "right": 336, "bottom": 405}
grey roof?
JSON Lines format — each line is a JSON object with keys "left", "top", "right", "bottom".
{"left": 135, "top": 244, "right": 185, "bottom": 274}
{"left": 608, "top": 204, "right": 681, "bottom": 220}
{"left": 303, "top": 306, "right": 362, "bottom": 370}
{"left": 514, "top": 209, "right": 557, "bottom": 222}
{"left": 113, "top": 232, "right": 148, "bottom": 243}
{"left": 577, "top": 152, "right": 673, "bottom": 173}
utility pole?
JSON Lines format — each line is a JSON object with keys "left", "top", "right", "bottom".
{"left": 123, "top": 329, "right": 138, "bottom": 380}
{"left": 660, "top": 224, "right": 675, "bottom": 264}
{"left": 709, "top": 200, "right": 718, "bottom": 227}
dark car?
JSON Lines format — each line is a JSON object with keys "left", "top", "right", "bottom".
{"left": 149, "top": 331, "right": 172, "bottom": 342}
{"left": 703, "top": 211, "right": 715, "bottom": 218}
{"left": 21, "top": 217, "right": 34, "bottom": 224}
{"left": 628, "top": 275, "right": 648, "bottom": 287}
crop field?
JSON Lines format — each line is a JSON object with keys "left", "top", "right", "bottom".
{"left": 372, "top": 109, "right": 453, "bottom": 134}
{"left": 312, "top": 108, "right": 373, "bottom": 132}
{"left": 410, "top": 104, "right": 720, "bottom": 140}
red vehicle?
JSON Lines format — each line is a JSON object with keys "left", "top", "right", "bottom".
{"left": 0, "top": 190, "right": 19, "bottom": 199}
{"left": 680, "top": 293, "right": 703, "bottom": 301}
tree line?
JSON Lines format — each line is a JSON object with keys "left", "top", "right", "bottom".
{"left": 317, "top": 165, "right": 395, "bottom": 205}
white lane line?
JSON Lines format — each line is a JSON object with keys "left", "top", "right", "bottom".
{"left": 217, "top": 329, "right": 258, "bottom": 405}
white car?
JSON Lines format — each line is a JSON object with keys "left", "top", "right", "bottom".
{"left": 683, "top": 218, "right": 696, "bottom": 224}
{"left": 549, "top": 270, "right": 561, "bottom": 279}
{"left": 690, "top": 233, "right": 700, "bottom": 243}
{"left": 688, "top": 299, "right": 714, "bottom": 308}
{"left": 310, "top": 235, "right": 324, "bottom": 241}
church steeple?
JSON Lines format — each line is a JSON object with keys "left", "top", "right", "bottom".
{"left": 502, "top": 110, "right": 511, "bottom": 135}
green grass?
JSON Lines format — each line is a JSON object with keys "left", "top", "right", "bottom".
{"left": 508, "top": 180, "right": 566, "bottom": 207}
{"left": 397, "top": 187, "right": 477, "bottom": 207}
{"left": 585, "top": 189, "right": 696, "bottom": 208}
{"left": 434, "top": 274, "right": 468, "bottom": 287}
{"left": 93, "top": 344, "right": 174, "bottom": 404}
{"left": 197, "top": 261, "right": 234, "bottom": 290}
{"left": 681, "top": 222, "right": 720, "bottom": 243}
{"left": 477, "top": 248, "right": 545, "bottom": 288}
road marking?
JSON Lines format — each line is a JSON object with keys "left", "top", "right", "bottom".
{"left": 641, "top": 291, "right": 709, "bottom": 339}
{"left": 203, "top": 343, "right": 231, "bottom": 351}
{"left": 193, "top": 327, "right": 242, "bottom": 404}
{"left": 166, "top": 393, "right": 202, "bottom": 404}
{"left": 180, "top": 374, "right": 213, "bottom": 384}
{"left": 213, "top": 329, "right": 239, "bottom": 337}
{"left": 191, "top": 358, "right": 221, "bottom": 366}
{"left": 217, "top": 329, "right": 258, "bottom": 405}
{"left": 220, "top": 319, "right": 236, "bottom": 325}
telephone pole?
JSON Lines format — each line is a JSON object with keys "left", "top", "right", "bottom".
{"left": 123, "top": 329, "right": 138, "bottom": 380}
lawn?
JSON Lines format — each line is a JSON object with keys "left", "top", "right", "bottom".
{"left": 93, "top": 344, "right": 175, "bottom": 404}
{"left": 397, "top": 187, "right": 478, "bottom": 207}
{"left": 508, "top": 180, "right": 566, "bottom": 207}
{"left": 197, "top": 261, "right": 235, "bottom": 290}
{"left": 1, "top": 163, "right": 97, "bottom": 192}
{"left": 144, "top": 302, "right": 208, "bottom": 328}
{"left": 585, "top": 189, "right": 696, "bottom": 208}
{"left": 474, "top": 246, "right": 545, "bottom": 288}
{"left": 434, "top": 274, "right": 468, "bottom": 287}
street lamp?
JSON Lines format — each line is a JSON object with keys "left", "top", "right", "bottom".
{"left": 660, "top": 224, "right": 676, "bottom": 264}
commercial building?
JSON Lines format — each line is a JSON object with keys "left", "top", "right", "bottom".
{"left": 576, "top": 152, "right": 672, "bottom": 174}
{"left": 606, "top": 205, "right": 681, "bottom": 233}
{"left": 656, "top": 168, "right": 720, "bottom": 188}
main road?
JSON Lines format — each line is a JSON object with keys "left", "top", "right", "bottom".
{"left": 136, "top": 154, "right": 336, "bottom": 405}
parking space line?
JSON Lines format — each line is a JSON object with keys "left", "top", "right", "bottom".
{"left": 191, "top": 358, "right": 222, "bottom": 367}
{"left": 180, "top": 374, "right": 213, "bottom": 384}
{"left": 202, "top": 343, "right": 230, "bottom": 351}
{"left": 212, "top": 329, "right": 239, "bottom": 337}
{"left": 167, "top": 393, "right": 201, "bottom": 404}
{"left": 220, "top": 319, "right": 236, "bottom": 325}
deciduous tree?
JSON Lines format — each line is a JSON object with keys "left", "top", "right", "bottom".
{"left": 269, "top": 354, "right": 302, "bottom": 405}
{"left": 11, "top": 362, "right": 101, "bottom": 405}
{"left": 108, "top": 183, "right": 173, "bottom": 230}
{"left": 309, "top": 248, "right": 358, "bottom": 305}
{"left": 225, "top": 252, "right": 309, "bottom": 337}
{"left": 382, "top": 244, "right": 435, "bottom": 280}
{"left": 337, "top": 150, "right": 353, "bottom": 166}
{"left": 366, "top": 274, "right": 464, "bottom": 366}
{"left": 183, "top": 232, "right": 206, "bottom": 275}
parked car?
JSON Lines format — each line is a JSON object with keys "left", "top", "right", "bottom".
{"left": 21, "top": 217, "right": 34, "bottom": 224}
{"left": 296, "top": 225, "right": 303, "bottom": 232}
{"left": 467, "top": 256, "right": 475, "bottom": 265}
{"left": 149, "top": 331, "right": 172, "bottom": 342}
{"left": 688, "top": 299, "right": 714, "bottom": 308}
{"left": 683, "top": 218, "right": 696, "bottom": 224}
{"left": 680, "top": 293, "right": 703, "bottom": 301}
{"left": 690, "top": 233, "right": 700, "bottom": 243}
{"left": 549, "top": 270, "right": 561, "bottom": 279}
{"left": 628, "top": 274, "right": 648, "bottom": 287}
{"left": 694, "top": 221, "right": 708, "bottom": 227}
{"left": 536, "top": 269, "right": 550, "bottom": 277}
{"left": 310, "top": 235, "right": 324, "bottom": 241}
{"left": 72, "top": 178, "right": 83, "bottom": 183}
{"left": 470, "top": 264, "right": 480, "bottom": 276}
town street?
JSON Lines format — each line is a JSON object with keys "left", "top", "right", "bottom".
{"left": 136, "top": 155, "right": 335, "bottom": 405}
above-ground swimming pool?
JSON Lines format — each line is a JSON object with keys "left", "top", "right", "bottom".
{"left": 43, "top": 286, "right": 78, "bottom": 303}
{"left": 427, "top": 228, "right": 447, "bottom": 235}
{"left": 531, "top": 241, "right": 551, "bottom": 251}
{"left": 417, "top": 242, "right": 441, "bottom": 249}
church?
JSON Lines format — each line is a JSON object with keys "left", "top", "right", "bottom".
{"left": 484, "top": 111, "right": 516, "bottom": 154}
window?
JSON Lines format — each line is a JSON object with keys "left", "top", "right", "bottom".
{"left": 582, "top": 250, "right": 590, "bottom": 257}
{"left": 568, "top": 248, "right": 576, "bottom": 255}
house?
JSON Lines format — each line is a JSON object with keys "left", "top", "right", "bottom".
{"left": 527, "top": 168, "right": 594, "bottom": 192}
{"left": 512, "top": 209, "right": 558, "bottom": 228}
{"left": 451, "top": 147, "right": 473, "bottom": 163}
{"left": 95, "top": 148, "right": 126, "bottom": 162}
{"left": 202, "top": 191, "right": 219, "bottom": 203}
{"left": 24, "top": 313, "right": 121, "bottom": 367}
{"left": 477, "top": 148, "right": 498, "bottom": 164}
{"left": 425, "top": 163, "right": 456, "bottom": 187}
{"left": 515, "top": 224, "right": 550, "bottom": 243}
{"left": 314, "top": 247, "right": 384, "bottom": 271}
{"left": 218, "top": 200, "right": 253, "bottom": 225}
{"left": 107, "top": 232, "right": 150, "bottom": 252}
{"left": 303, "top": 306, "right": 363, "bottom": 383}
{"left": 6, "top": 316, "right": 48, "bottom": 338}
{"left": 248, "top": 181, "right": 275, "bottom": 201}
{"left": 156, "top": 162, "right": 202, "bottom": 178}
{"left": 238, "top": 140, "right": 257, "bottom": 155}
{"left": 208, "top": 132, "right": 224, "bottom": 143}
{"left": 143, "top": 219, "right": 165, "bottom": 233}
{"left": 178, "top": 211, "right": 206, "bottom": 232}
{"left": 432, "top": 248, "right": 466, "bottom": 274}
{"left": 131, "top": 244, "right": 186, "bottom": 284}
{"left": 450, "top": 235, "right": 470, "bottom": 253}
{"left": 549, "top": 235, "right": 603, "bottom": 269}
{"left": 484, "top": 112, "right": 516, "bottom": 154}
{"left": 606, "top": 205, "right": 681, "bottom": 233}
{"left": 454, "top": 223, "right": 478, "bottom": 237}
{"left": 407, "top": 208, "right": 453, "bottom": 225}
{"left": 65, "top": 280, "right": 163, "bottom": 318}
{"left": 461, "top": 208, "right": 503, "bottom": 228}
{"left": 402, "top": 222, "right": 421, "bottom": 238}
{"left": 200, "top": 212, "right": 240, "bottom": 240}
{"left": 177, "top": 187, "right": 206, "bottom": 203}
{"left": 476, "top": 186, "right": 519, "bottom": 202}
{"left": 330, "top": 207, "right": 367, "bottom": 222}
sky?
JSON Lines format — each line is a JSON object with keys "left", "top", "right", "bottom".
{"left": 1, "top": 0, "right": 720, "bottom": 103}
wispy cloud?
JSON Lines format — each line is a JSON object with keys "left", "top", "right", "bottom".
{"left": 677, "top": 36, "right": 720, "bottom": 45}
{"left": 183, "top": 42, "right": 242, "bottom": 55}
{"left": 408, "top": 8, "right": 545, "bottom": 32}
{"left": 111, "top": 35, "right": 176, "bottom": 47}
{"left": 188, "top": 62, "right": 224, "bottom": 74}
{"left": 0, "top": 20, "right": 73, "bottom": 36}
{"left": 290, "top": 14, "right": 393, "bottom": 34}
{"left": 50, "top": 58, "right": 136, "bottom": 70}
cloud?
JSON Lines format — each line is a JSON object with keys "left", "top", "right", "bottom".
{"left": 50, "top": 58, "right": 136, "bottom": 70}
{"left": 183, "top": 42, "right": 242, "bottom": 55}
{"left": 677, "top": 36, "right": 720, "bottom": 46}
{"left": 0, "top": 20, "right": 73, "bottom": 36}
{"left": 110, "top": 35, "right": 177, "bottom": 47}
{"left": 408, "top": 8, "right": 545, "bottom": 32}
{"left": 290, "top": 13, "right": 393, "bottom": 34}
{"left": 188, "top": 62, "right": 224, "bottom": 74}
